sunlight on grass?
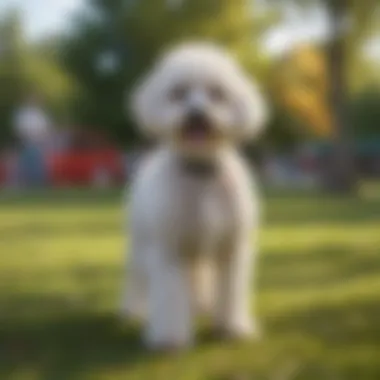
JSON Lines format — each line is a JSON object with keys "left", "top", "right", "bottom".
{"left": 0, "top": 190, "right": 380, "bottom": 379}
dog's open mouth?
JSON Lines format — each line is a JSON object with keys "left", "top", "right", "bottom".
{"left": 180, "top": 120, "right": 216, "bottom": 143}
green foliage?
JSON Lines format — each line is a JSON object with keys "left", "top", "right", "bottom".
{"left": 268, "top": 0, "right": 380, "bottom": 90}
{"left": 0, "top": 10, "right": 25, "bottom": 144}
{"left": 266, "top": 0, "right": 380, "bottom": 144}
{"left": 350, "top": 87, "right": 380, "bottom": 138}
{"left": 60, "top": 0, "right": 276, "bottom": 147}
{"left": 2, "top": 1, "right": 379, "bottom": 148}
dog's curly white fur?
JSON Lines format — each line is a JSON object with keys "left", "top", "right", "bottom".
{"left": 122, "top": 42, "right": 268, "bottom": 350}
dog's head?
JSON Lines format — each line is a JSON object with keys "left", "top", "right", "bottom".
{"left": 130, "top": 42, "right": 268, "bottom": 158}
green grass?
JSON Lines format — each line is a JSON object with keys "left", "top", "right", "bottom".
{"left": 1, "top": 189, "right": 380, "bottom": 380}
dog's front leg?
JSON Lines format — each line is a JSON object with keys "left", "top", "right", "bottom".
{"left": 214, "top": 233, "right": 257, "bottom": 340}
{"left": 121, "top": 259, "right": 147, "bottom": 321}
{"left": 145, "top": 250, "right": 193, "bottom": 351}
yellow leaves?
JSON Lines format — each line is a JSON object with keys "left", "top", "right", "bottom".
{"left": 21, "top": 52, "right": 78, "bottom": 106}
{"left": 273, "top": 44, "right": 332, "bottom": 137}
{"left": 291, "top": 45, "right": 326, "bottom": 79}
{"left": 282, "top": 85, "right": 331, "bottom": 138}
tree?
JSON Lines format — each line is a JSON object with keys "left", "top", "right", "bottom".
{"left": 0, "top": 10, "right": 25, "bottom": 144}
{"left": 60, "top": 0, "right": 276, "bottom": 147}
{"left": 350, "top": 87, "right": 380, "bottom": 138}
{"left": 323, "top": 0, "right": 379, "bottom": 190}
{"left": 269, "top": 0, "right": 380, "bottom": 191}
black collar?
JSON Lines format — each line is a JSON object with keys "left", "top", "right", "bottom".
{"left": 178, "top": 157, "right": 220, "bottom": 179}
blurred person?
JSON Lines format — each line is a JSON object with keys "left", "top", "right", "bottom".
{"left": 13, "top": 94, "right": 53, "bottom": 187}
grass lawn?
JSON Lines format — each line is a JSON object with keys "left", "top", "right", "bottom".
{"left": 1, "top": 189, "right": 380, "bottom": 380}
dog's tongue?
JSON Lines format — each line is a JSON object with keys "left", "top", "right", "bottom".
{"left": 187, "top": 130, "right": 208, "bottom": 141}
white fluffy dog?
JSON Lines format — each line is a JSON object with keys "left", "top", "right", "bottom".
{"left": 122, "top": 42, "right": 268, "bottom": 350}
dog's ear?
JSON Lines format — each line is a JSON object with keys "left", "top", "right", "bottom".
{"left": 235, "top": 75, "right": 269, "bottom": 141}
{"left": 129, "top": 68, "right": 161, "bottom": 138}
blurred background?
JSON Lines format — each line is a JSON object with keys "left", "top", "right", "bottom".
{"left": 0, "top": 1, "right": 380, "bottom": 379}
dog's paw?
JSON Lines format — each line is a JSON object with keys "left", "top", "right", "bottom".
{"left": 144, "top": 338, "right": 192, "bottom": 353}
{"left": 120, "top": 301, "right": 146, "bottom": 323}
{"left": 213, "top": 320, "right": 262, "bottom": 342}
{"left": 143, "top": 332, "right": 193, "bottom": 353}
{"left": 146, "top": 342, "right": 190, "bottom": 354}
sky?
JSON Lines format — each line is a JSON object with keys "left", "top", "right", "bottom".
{"left": 0, "top": 0, "right": 84, "bottom": 40}
{"left": 0, "top": 0, "right": 378, "bottom": 58}
{"left": 263, "top": 3, "right": 330, "bottom": 55}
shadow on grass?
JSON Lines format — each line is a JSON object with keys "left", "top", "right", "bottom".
{"left": 2, "top": 300, "right": 380, "bottom": 380}
{"left": 0, "top": 312, "right": 149, "bottom": 379}
{"left": 0, "top": 310, "right": 226, "bottom": 380}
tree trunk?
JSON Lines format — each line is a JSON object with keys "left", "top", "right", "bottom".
{"left": 324, "top": 0, "right": 356, "bottom": 192}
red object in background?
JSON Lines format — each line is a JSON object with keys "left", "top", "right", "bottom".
{"left": 49, "top": 149, "right": 125, "bottom": 187}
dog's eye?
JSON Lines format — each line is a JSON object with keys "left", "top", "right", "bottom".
{"left": 208, "top": 85, "right": 227, "bottom": 103}
{"left": 169, "top": 84, "right": 188, "bottom": 102}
